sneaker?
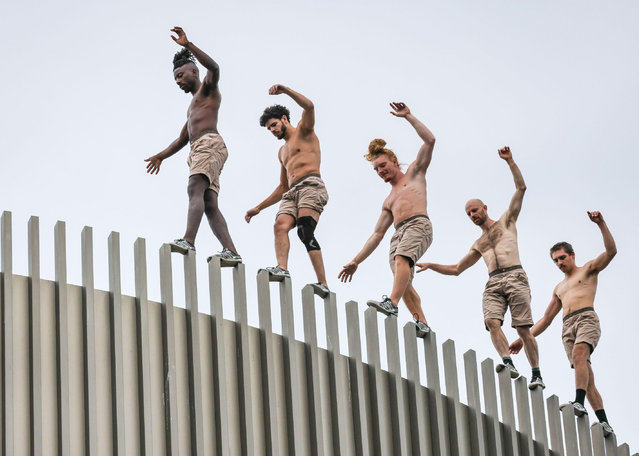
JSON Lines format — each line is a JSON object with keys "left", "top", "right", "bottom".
{"left": 528, "top": 375, "right": 546, "bottom": 390}
{"left": 496, "top": 363, "right": 520, "bottom": 379}
{"left": 310, "top": 283, "right": 330, "bottom": 298}
{"left": 207, "top": 248, "right": 242, "bottom": 266}
{"left": 170, "top": 238, "right": 195, "bottom": 254}
{"left": 599, "top": 421, "right": 614, "bottom": 437}
{"left": 259, "top": 266, "right": 291, "bottom": 279}
{"left": 366, "top": 295, "right": 399, "bottom": 317}
{"left": 413, "top": 314, "right": 431, "bottom": 338}
{"left": 560, "top": 401, "right": 588, "bottom": 417}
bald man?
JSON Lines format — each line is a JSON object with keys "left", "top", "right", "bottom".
{"left": 416, "top": 147, "right": 543, "bottom": 389}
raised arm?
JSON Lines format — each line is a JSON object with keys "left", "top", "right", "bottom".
{"left": 145, "top": 122, "right": 189, "bottom": 174}
{"left": 269, "top": 84, "right": 315, "bottom": 132}
{"left": 509, "top": 291, "right": 562, "bottom": 353}
{"left": 338, "top": 209, "right": 394, "bottom": 282}
{"left": 416, "top": 248, "right": 481, "bottom": 275}
{"left": 390, "top": 102, "right": 435, "bottom": 175}
{"left": 171, "top": 27, "right": 220, "bottom": 91}
{"left": 585, "top": 211, "right": 617, "bottom": 274}
{"left": 245, "top": 164, "right": 289, "bottom": 223}
{"left": 499, "top": 146, "right": 527, "bottom": 225}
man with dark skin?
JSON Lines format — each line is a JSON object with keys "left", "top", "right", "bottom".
{"left": 145, "top": 26, "right": 240, "bottom": 264}
{"left": 417, "top": 147, "right": 544, "bottom": 388}
{"left": 509, "top": 211, "right": 616, "bottom": 436}
{"left": 245, "top": 85, "right": 329, "bottom": 297}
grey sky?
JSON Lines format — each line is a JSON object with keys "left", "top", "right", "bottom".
{"left": 2, "top": 0, "right": 638, "bottom": 448}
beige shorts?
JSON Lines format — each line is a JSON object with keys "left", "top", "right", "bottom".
{"left": 389, "top": 215, "right": 433, "bottom": 281}
{"left": 187, "top": 133, "right": 228, "bottom": 194}
{"left": 276, "top": 174, "right": 328, "bottom": 220}
{"left": 562, "top": 307, "right": 601, "bottom": 368}
{"left": 482, "top": 267, "right": 534, "bottom": 329}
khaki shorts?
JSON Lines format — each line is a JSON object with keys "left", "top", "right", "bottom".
{"left": 276, "top": 174, "right": 328, "bottom": 220}
{"left": 389, "top": 215, "right": 433, "bottom": 281}
{"left": 187, "top": 133, "right": 228, "bottom": 194}
{"left": 562, "top": 308, "right": 601, "bottom": 368}
{"left": 482, "top": 268, "right": 534, "bottom": 329}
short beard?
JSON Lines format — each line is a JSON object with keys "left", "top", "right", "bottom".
{"left": 277, "top": 124, "right": 287, "bottom": 140}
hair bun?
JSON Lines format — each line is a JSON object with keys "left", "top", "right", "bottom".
{"left": 368, "top": 138, "right": 386, "bottom": 154}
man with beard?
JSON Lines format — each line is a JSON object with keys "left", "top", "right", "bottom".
{"left": 145, "top": 26, "right": 241, "bottom": 265}
{"left": 245, "top": 85, "right": 329, "bottom": 297}
{"left": 416, "top": 147, "right": 544, "bottom": 388}
{"left": 509, "top": 211, "right": 616, "bottom": 436}
{"left": 338, "top": 102, "right": 435, "bottom": 338}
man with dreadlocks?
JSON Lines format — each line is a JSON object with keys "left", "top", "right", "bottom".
{"left": 145, "top": 26, "right": 241, "bottom": 264}
{"left": 338, "top": 102, "right": 435, "bottom": 338}
{"left": 245, "top": 85, "right": 330, "bottom": 297}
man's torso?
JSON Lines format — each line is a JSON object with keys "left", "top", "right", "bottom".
{"left": 383, "top": 164, "right": 428, "bottom": 225}
{"left": 279, "top": 128, "right": 321, "bottom": 185}
{"left": 472, "top": 215, "right": 522, "bottom": 273}
{"left": 187, "top": 87, "right": 221, "bottom": 140}
{"left": 556, "top": 265, "right": 599, "bottom": 317}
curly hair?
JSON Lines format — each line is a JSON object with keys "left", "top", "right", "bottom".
{"left": 173, "top": 48, "right": 196, "bottom": 71}
{"left": 260, "top": 105, "right": 291, "bottom": 127}
{"left": 364, "top": 138, "right": 399, "bottom": 165}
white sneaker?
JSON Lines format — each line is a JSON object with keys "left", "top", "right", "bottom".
{"left": 560, "top": 401, "right": 588, "bottom": 417}
{"left": 496, "top": 363, "right": 520, "bottom": 379}
{"left": 170, "top": 238, "right": 195, "bottom": 254}
{"left": 207, "top": 248, "right": 242, "bottom": 265}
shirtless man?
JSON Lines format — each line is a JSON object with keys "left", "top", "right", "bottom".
{"left": 417, "top": 147, "right": 544, "bottom": 387}
{"left": 245, "top": 85, "right": 329, "bottom": 297}
{"left": 509, "top": 211, "right": 616, "bottom": 436}
{"left": 338, "top": 102, "right": 435, "bottom": 337}
{"left": 145, "top": 27, "right": 241, "bottom": 264}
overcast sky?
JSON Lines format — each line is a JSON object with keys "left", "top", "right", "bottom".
{"left": 2, "top": 0, "right": 638, "bottom": 448}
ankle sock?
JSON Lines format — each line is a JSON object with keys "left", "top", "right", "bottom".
{"left": 532, "top": 367, "right": 541, "bottom": 378}
{"left": 502, "top": 357, "right": 514, "bottom": 367}
{"left": 595, "top": 409, "right": 608, "bottom": 423}
{"left": 575, "top": 389, "right": 586, "bottom": 405}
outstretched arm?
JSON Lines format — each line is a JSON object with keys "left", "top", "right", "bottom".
{"left": 245, "top": 164, "right": 289, "bottom": 222}
{"left": 416, "top": 249, "right": 481, "bottom": 275}
{"left": 500, "top": 146, "right": 527, "bottom": 225}
{"left": 145, "top": 122, "right": 189, "bottom": 174}
{"left": 269, "top": 84, "right": 315, "bottom": 132}
{"left": 509, "top": 292, "right": 562, "bottom": 353}
{"left": 390, "top": 102, "right": 435, "bottom": 174}
{"left": 171, "top": 26, "right": 220, "bottom": 91}
{"left": 338, "top": 209, "right": 394, "bottom": 282}
{"left": 586, "top": 211, "right": 617, "bottom": 274}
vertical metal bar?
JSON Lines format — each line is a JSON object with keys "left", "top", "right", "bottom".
{"left": 302, "top": 285, "right": 325, "bottom": 456}
{"left": 423, "top": 331, "right": 450, "bottom": 456}
{"left": 463, "top": 350, "right": 486, "bottom": 456}
{"left": 208, "top": 257, "right": 231, "bottom": 456}
{"left": 54, "top": 221, "right": 70, "bottom": 456}
{"left": 546, "top": 395, "right": 564, "bottom": 456}
{"left": 345, "top": 301, "right": 371, "bottom": 456}
{"left": 604, "top": 430, "right": 618, "bottom": 456}
{"left": 576, "top": 415, "right": 593, "bottom": 456}
{"left": 561, "top": 405, "right": 579, "bottom": 456}
{"left": 497, "top": 369, "right": 517, "bottom": 455}
{"left": 1, "top": 212, "right": 13, "bottom": 455}
{"left": 159, "top": 244, "right": 179, "bottom": 455}
{"left": 81, "top": 227, "right": 98, "bottom": 455}
{"left": 107, "top": 232, "right": 126, "bottom": 455}
{"left": 404, "top": 323, "right": 432, "bottom": 456}
{"left": 442, "top": 339, "right": 471, "bottom": 456}
{"left": 481, "top": 358, "right": 504, "bottom": 456}
{"left": 256, "top": 270, "right": 280, "bottom": 456}
{"left": 617, "top": 444, "right": 630, "bottom": 456}
{"left": 529, "top": 385, "right": 549, "bottom": 456}
{"left": 183, "top": 251, "right": 204, "bottom": 455}
{"left": 232, "top": 263, "right": 255, "bottom": 456}
{"left": 590, "top": 423, "right": 605, "bottom": 456}
{"left": 28, "top": 216, "right": 43, "bottom": 456}
{"left": 514, "top": 377, "right": 534, "bottom": 456}
{"left": 384, "top": 317, "right": 410, "bottom": 455}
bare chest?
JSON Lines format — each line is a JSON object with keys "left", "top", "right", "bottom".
{"left": 556, "top": 272, "right": 598, "bottom": 302}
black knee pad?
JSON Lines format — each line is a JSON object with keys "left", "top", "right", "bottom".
{"left": 297, "top": 216, "right": 321, "bottom": 251}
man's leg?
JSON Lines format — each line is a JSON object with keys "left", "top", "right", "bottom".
{"left": 183, "top": 174, "right": 209, "bottom": 245}
{"left": 203, "top": 189, "right": 238, "bottom": 253}
{"left": 516, "top": 326, "right": 540, "bottom": 368}
{"left": 584, "top": 362, "right": 604, "bottom": 410}
{"left": 274, "top": 214, "right": 296, "bottom": 269}
{"left": 297, "top": 208, "right": 327, "bottom": 286}
{"left": 573, "top": 343, "right": 591, "bottom": 391}
{"left": 485, "top": 318, "right": 510, "bottom": 358}
{"left": 389, "top": 255, "right": 412, "bottom": 308}
{"left": 402, "top": 281, "right": 427, "bottom": 323}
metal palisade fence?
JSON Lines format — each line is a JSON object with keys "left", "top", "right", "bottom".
{"left": 0, "top": 210, "right": 635, "bottom": 456}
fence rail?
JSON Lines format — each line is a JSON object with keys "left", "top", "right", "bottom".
{"left": 0, "top": 210, "right": 635, "bottom": 455}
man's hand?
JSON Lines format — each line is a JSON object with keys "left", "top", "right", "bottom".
{"left": 509, "top": 338, "right": 523, "bottom": 354}
{"left": 245, "top": 207, "right": 261, "bottom": 223}
{"left": 170, "top": 26, "right": 190, "bottom": 46}
{"left": 587, "top": 210, "right": 604, "bottom": 225}
{"left": 390, "top": 102, "right": 411, "bottom": 118}
{"left": 268, "top": 84, "right": 288, "bottom": 95}
{"left": 144, "top": 155, "right": 163, "bottom": 174}
{"left": 338, "top": 261, "right": 358, "bottom": 282}
{"left": 415, "top": 262, "right": 431, "bottom": 273}
{"left": 498, "top": 146, "right": 512, "bottom": 161}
